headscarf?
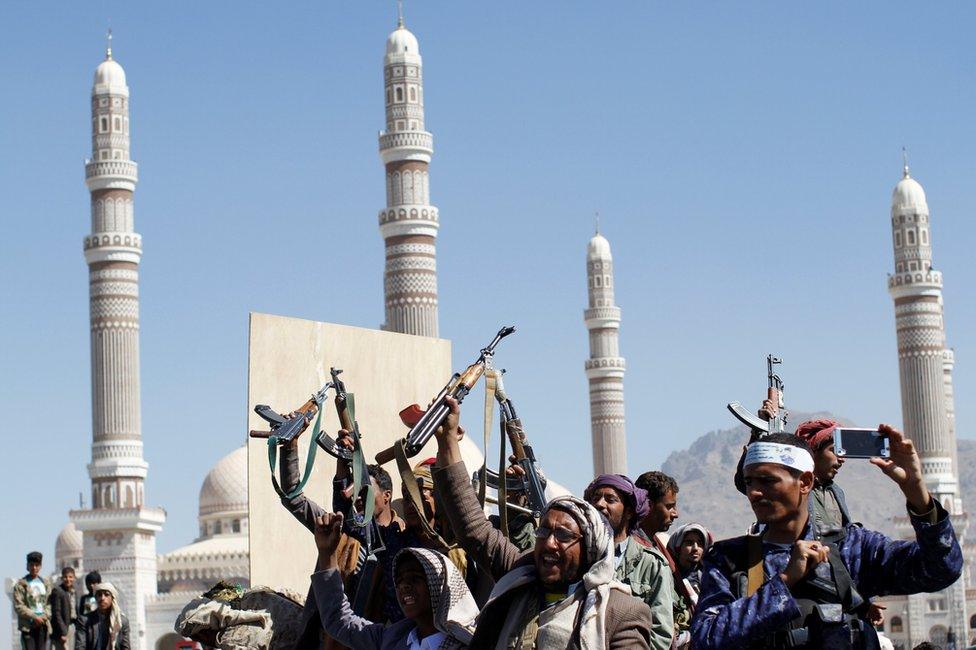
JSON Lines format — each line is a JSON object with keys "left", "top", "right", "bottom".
{"left": 412, "top": 458, "right": 436, "bottom": 491}
{"left": 794, "top": 418, "right": 838, "bottom": 451}
{"left": 743, "top": 441, "right": 814, "bottom": 474}
{"left": 665, "top": 523, "right": 714, "bottom": 561}
{"left": 583, "top": 474, "right": 650, "bottom": 533}
{"left": 486, "top": 495, "right": 627, "bottom": 649}
{"left": 92, "top": 582, "right": 123, "bottom": 646}
{"left": 393, "top": 547, "right": 478, "bottom": 649}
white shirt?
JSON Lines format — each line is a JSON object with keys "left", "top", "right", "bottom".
{"left": 406, "top": 627, "right": 447, "bottom": 650}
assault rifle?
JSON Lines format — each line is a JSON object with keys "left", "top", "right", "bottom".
{"left": 727, "top": 354, "right": 788, "bottom": 436}
{"left": 329, "top": 367, "right": 375, "bottom": 536}
{"left": 250, "top": 382, "right": 333, "bottom": 445}
{"left": 491, "top": 370, "right": 547, "bottom": 518}
{"left": 249, "top": 381, "right": 351, "bottom": 461}
{"left": 375, "top": 326, "right": 516, "bottom": 465}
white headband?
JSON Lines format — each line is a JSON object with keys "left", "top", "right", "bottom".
{"left": 744, "top": 442, "right": 814, "bottom": 474}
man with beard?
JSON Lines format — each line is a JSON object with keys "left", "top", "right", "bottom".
{"left": 433, "top": 396, "right": 651, "bottom": 648}
{"left": 635, "top": 471, "right": 680, "bottom": 538}
{"left": 692, "top": 429, "right": 962, "bottom": 649}
{"left": 584, "top": 474, "right": 674, "bottom": 649}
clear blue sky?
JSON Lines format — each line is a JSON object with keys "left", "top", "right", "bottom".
{"left": 2, "top": 0, "right": 974, "bottom": 622}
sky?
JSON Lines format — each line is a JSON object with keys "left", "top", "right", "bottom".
{"left": 1, "top": 0, "right": 974, "bottom": 631}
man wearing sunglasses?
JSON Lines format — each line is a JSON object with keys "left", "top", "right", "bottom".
{"left": 432, "top": 396, "right": 652, "bottom": 648}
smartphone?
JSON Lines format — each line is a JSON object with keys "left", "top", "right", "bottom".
{"left": 833, "top": 427, "right": 890, "bottom": 459}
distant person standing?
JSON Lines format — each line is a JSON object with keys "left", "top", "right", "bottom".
{"left": 76, "top": 571, "right": 101, "bottom": 623}
{"left": 636, "top": 471, "right": 680, "bottom": 538}
{"left": 13, "top": 550, "right": 51, "bottom": 650}
{"left": 48, "top": 567, "right": 76, "bottom": 649}
{"left": 76, "top": 583, "right": 130, "bottom": 650}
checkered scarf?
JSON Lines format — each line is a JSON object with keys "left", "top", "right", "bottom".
{"left": 393, "top": 547, "right": 478, "bottom": 648}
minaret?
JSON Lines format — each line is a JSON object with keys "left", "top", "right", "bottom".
{"left": 585, "top": 224, "right": 627, "bottom": 475}
{"left": 378, "top": 7, "right": 439, "bottom": 337}
{"left": 887, "top": 154, "right": 967, "bottom": 645}
{"left": 70, "top": 34, "right": 165, "bottom": 650}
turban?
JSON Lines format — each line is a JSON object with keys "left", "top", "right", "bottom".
{"left": 393, "top": 548, "right": 478, "bottom": 646}
{"left": 584, "top": 474, "right": 650, "bottom": 533}
{"left": 412, "top": 458, "right": 435, "bottom": 490}
{"left": 666, "top": 523, "right": 714, "bottom": 559}
{"left": 744, "top": 441, "right": 814, "bottom": 474}
{"left": 794, "top": 419, "right": 838, "bottom": 451}
{"left": 92, "top": 582, "right": 124, "bottom": 646}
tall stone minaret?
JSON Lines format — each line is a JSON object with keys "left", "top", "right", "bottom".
{"left": 70, "top": 35, "right": 165, "bottom": 650}
{"left": 378, "top": 9, "right": 439, "bottom": 337}
{"left": 585, "top": 226, "right": 627, "bottom": 475}
{"left": 887, "top": 155, "right": 967, "bottom": 646}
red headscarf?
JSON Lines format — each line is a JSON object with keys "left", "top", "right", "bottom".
{"left": 794, "top": 419, "right": 838, "bottom": 451}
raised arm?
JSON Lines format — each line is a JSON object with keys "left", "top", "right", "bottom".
{"left": 432, "top": 396, "right": 526, "bottom": 579}
{"left": 278, "top": 440, "right": 327, "bottom": 532}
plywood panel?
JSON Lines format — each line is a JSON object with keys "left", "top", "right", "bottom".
{"left": 246, "top": 313, "right": 486, "bottom": 593}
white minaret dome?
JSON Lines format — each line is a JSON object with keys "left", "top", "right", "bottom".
{"left": 93, "top": 56, "right": 128, "bottom": 96}
{"left": 587, "top": 233, "right": 612, "bottom": 260}
{"left": 891, "top": 168, "right": 928, "bottom": 213}
{"left": 198, "top": 446, "right": 247, "bottom": 519}
{"left": 386, "top": 25, "right": 419, "bottom": 56}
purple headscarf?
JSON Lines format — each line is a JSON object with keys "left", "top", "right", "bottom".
{"left": 583, "top": 474, "right": 650, "bottom": 533}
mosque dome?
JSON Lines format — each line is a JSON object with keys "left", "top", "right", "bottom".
{"left": 93, "top": 56, "right": 128, "bottom": 95}
{"left": 386, "top": 25, "right": 420, "bottom": 56}
{"left": 198, "top": 446, "right": 247, "bottom": 519}
{"left": 55, "top": 522, "right": 83, "bottom": 558}
{"left": 891, "top": 170, "right": 928, "bottom": 214}
{"left": 587, "top": 233, "right": 612, "bottom": 260}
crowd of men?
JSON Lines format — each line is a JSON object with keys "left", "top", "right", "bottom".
{"left": 277, "top": 397, "right": 963, "bottom": 649}
{"left": 13, "top": 557, "right": 130, "bottom": 649}
{"left": 17, "top": 398, "right": 964, "bottom": 650}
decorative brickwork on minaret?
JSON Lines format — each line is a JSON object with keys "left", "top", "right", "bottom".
{"left": 585, "top": 230, "right": 627, "bottom": 475}
{"left": 70, "top": 36, "right": 164, "bottom": 650}
{"left": 887, "top": 158, "right": 967, "bottom": 645}
{"left": 378, "top": 14, "right": 439, "bottom": 337}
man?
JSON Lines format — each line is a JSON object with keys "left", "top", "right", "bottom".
{"left": 76, "top": 571, "right": 101, "bottom": 624}
{"left": 635, "top": 471, "right": 680, "bottom": 537}
{"left": 692, "top": 428, "right": 963, "bottom": 649}
{"left": 310, "top": 511, "right": 479, "bottom": 649}
{"left": 665, "top": 523, "right": 712, "bottom": 647}
{"left": 13, "top": 551, "right": 51, "bottom": 650}
{"left": 584, "top": 474, "right": 674, "bottom": 649}
{"left": 48, "top": 567, "right": 76, "bottom": 650}
{"left": 76, "top": 583, "right": 130, "bottom": 650}
{"left": 433, "top": 396, "right": 652, "bottom": 648}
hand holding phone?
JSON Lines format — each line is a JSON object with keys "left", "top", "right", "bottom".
{"left": 833, "top": 428, "right": 890, "bottom": 459}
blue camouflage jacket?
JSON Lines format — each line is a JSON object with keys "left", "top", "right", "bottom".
{"left": 691, "top": 500, "right": 962, "bottom": 649}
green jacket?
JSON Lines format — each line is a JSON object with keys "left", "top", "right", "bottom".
{"left": 13, "top": 574, "right": 52, "bottom": 634}
{"left": 615, "top": 535, "right": 675, "bottom": 650}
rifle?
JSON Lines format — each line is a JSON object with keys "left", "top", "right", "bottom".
{"left": 250, "top": 382, "right": 353, "bottom": 462}
{"left": 727, "top": 354, "right": 787, "bottom": 436}
{"left": 329, "top": 367, "right": 375, "bottom": 537}
{"left": 250, "top": 382, "right": 333, "bottom": 444}
{"left": 492, "top": 370, "right": 547, "bottom": 518}
{"left": 374, "top": 325, "right": 516, "bottom": 465}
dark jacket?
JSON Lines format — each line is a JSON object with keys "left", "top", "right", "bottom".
{"left": 75, "top": 611, "right": 130, "bottom": 650}
{"left": 433, "top": 460, "right": 652, "bottom": 649}
{"left": 49, "top": 583, "right": 75, "bottom": 638}
{"left": 691, "top": 500, "right": 963, "bottom": 649}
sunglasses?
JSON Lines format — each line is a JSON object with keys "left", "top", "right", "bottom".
{"left": 535, "top": 526, "right": 582, "bottom": 545}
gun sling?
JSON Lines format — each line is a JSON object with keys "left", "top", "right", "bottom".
{"left": 343, "top": 393, "right": 375, "bottom": 545}
{"left": 393, "top": 438, "right": 454, "bottom": 551}
{"left": 266, "top": 399, "right": 325, "bottom": 500}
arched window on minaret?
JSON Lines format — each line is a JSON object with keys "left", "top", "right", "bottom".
{"left": 907, "top": 229, "right": 916, "bottom": 245}
{"left": 125, "top": 485, "right": 134, "bottom": 507}
{"left": 392, "top": 172, "right": 401, "bottom": 205}
{"left": 409, "top": 86, "right": 417, "bottom": 102}
{"left": 404, "top": 170, "right": 414, "bottom": 204}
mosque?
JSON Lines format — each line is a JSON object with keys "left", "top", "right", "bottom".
{"left": 5, "top": 8, "right": 972, "bottom": 650}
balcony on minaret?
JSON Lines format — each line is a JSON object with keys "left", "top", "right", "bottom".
{"left": 585, "top": 357, "right": 626, "bottom": 380}
{"left": 584, "top": 306, "right": 622, "bottom": 330}
{"left": 378, "top": 129, "right": 433, "bottom": 164}
{"left": 85, "top": 159, "right": 138, "bottom": 192}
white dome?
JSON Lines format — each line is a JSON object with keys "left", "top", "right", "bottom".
{"left": 93, "top": 56, "right": 128, "bottom": 96}
{"left": 587, "top": 233, "right": 612, "bottom": 260}
{"left": 891, "top": 173, "right": 928, "bottom": 213}
{"left": 199, "top": 446, "right": 247, "bottom": 518}
{"left": 55, "top": 522, "right": 83, "bottom": 558}
{"left": 386, "top": 26, "right": 420, "bottom": 56}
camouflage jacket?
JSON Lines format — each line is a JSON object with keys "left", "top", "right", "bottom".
{"left": 616, "top": 534, "right": 675, "bottom": 650}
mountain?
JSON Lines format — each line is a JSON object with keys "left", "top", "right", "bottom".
{"left": 661, "top": 413, "right": 974, "bottom": 540}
